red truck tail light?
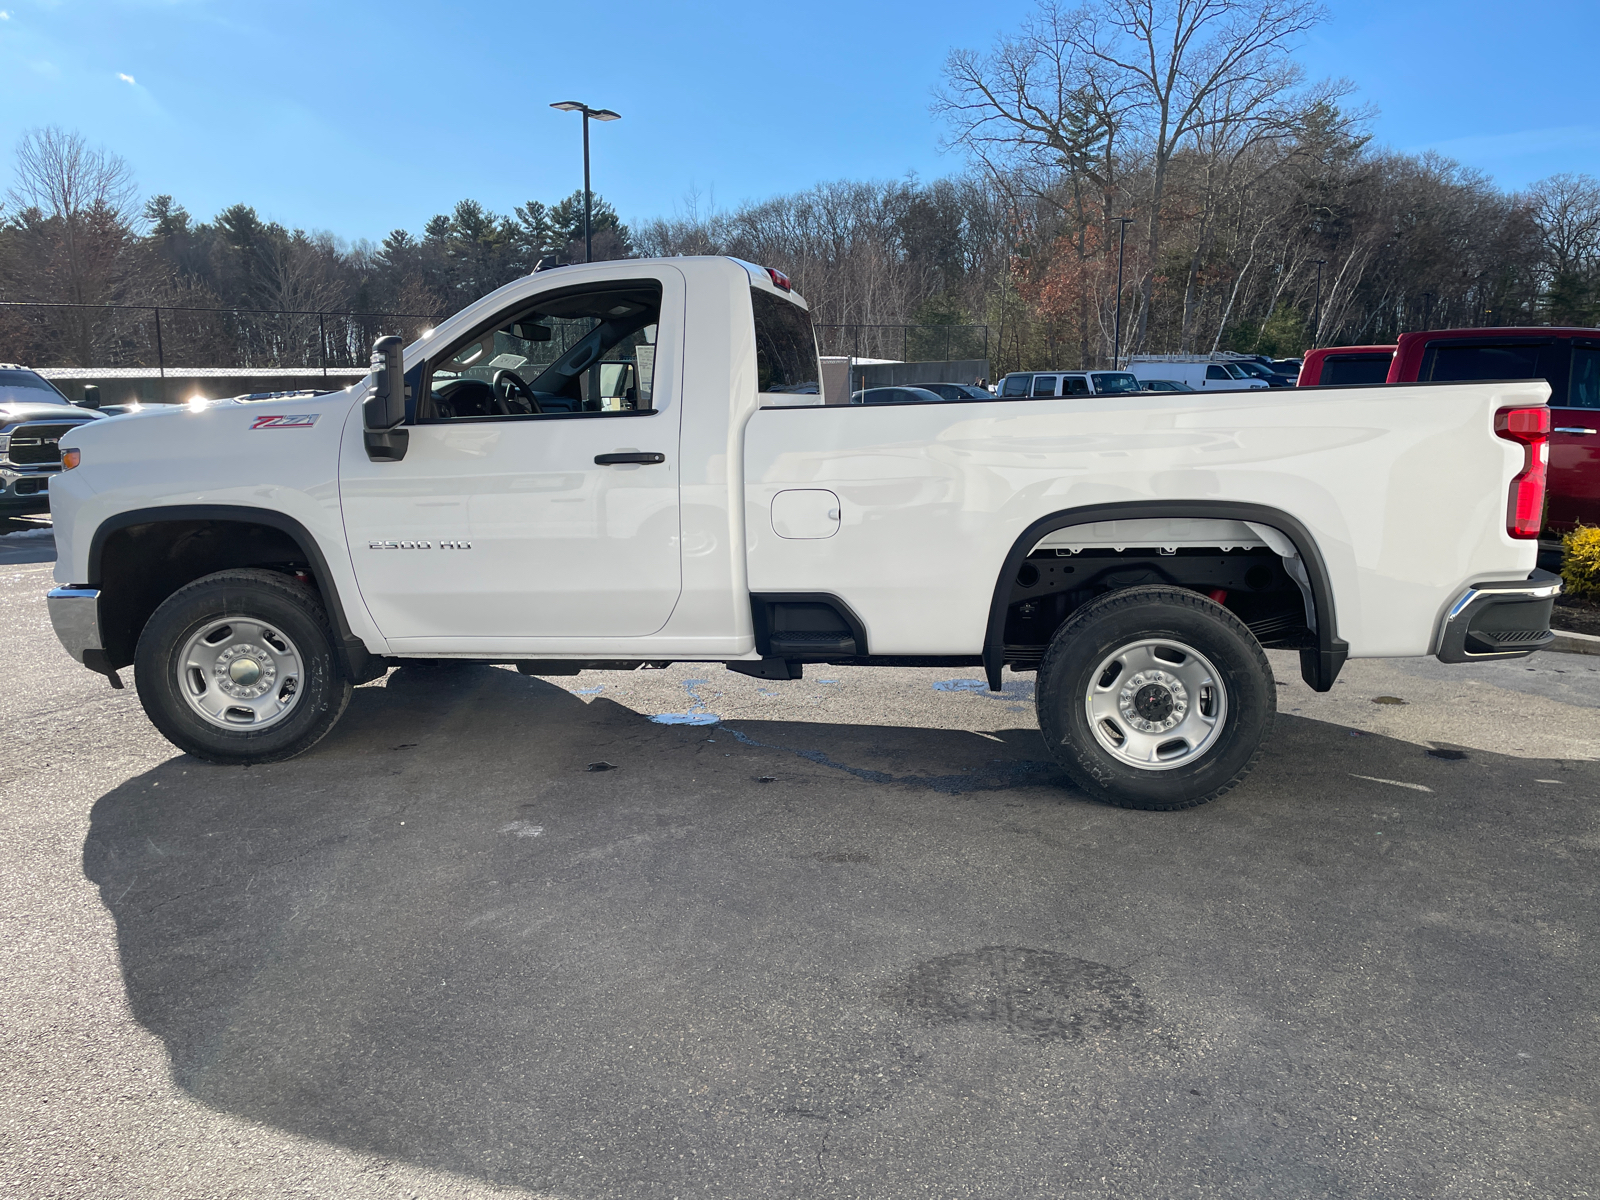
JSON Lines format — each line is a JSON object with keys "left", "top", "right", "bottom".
{"left": 766, "top": 267, "right": 792, "bottom": 292}
{"left": 1494, "top": 405, "right": 1550, "bottom": 538}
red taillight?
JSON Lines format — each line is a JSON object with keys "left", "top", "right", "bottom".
{"left": 1494, "top": 405, "right": 1550, "bottom": 539}
{"left": 766, "top": 267, "right": 791, "bottom": 292}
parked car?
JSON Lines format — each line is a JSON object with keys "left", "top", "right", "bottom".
{"left": 1269, "top": 358, "right": 1303, "bottom": 382}
{"left": 1230, "top": 360, "right": 1291, "bottom": 387}
{"left": 1139, "top": 379, "right": 1197, "bottom": 392}
{"left": 45, "top": 256, "right": 1557, "bottom": 812}
{"left": 997, "top": 370, "right": 1142, "bottom": 397}
{"left": 917, "top": 382, "right": 996, "bottom": 401}
{"left": 1124, "top": 359, "right": 1268, "bottom": 391}
{"left": 1382, "top": 327, "right": 1600, "bottom": 533}
{"left": 1296, "top": 346, "right": 1396, "bottom": 386}
{"left": 0, "top": 364, "right": 106, "bottom": 515}
{"left": 850, "top": 386, "right": 950, "bottom": 405}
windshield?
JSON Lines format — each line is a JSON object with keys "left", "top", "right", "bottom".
{"left": 1223, "top": 364, "right": 1251, "bottom": 379}
{"left": 0, "top": 369, "right": 71, "bottom": 405}
{"left": 1091, "top": 372, "right": 1140, "bottom": 394}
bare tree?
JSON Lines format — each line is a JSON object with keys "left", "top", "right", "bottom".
{"left": 3, "top": 127, "right": 140, "bottom": 362}
{"left": 942, "top": 0, "right": 1328, "bottom": 352}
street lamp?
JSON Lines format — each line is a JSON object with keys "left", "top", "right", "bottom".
{"left": 1110, "top": 217, "right": 1134, "bottom": 369}
{"left": 550, "top": 100, "right": 621, "bottom": 264}
{"left": 1311, "top": 258, "right": 1327, "bottom": 346}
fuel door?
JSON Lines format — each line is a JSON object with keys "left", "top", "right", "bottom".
{"left": 771, "top": 489, "right": 841, "bottom": 539}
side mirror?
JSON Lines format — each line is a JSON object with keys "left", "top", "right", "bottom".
{"left": 363, "top": 335, "right": 409, "bottom": 462}
{"left": 78, "top": 384, "right": 101, "bottom": 410}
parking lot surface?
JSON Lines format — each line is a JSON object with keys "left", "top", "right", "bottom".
{"left": 2, "top": 559, "right": 1597, "bottom": 1199}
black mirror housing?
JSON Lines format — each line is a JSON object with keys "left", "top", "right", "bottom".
{"left": 78, "top": 384, "right": 102, "bottom": 410}
{"left": 363, "top": 334, "right": 410, "bottom": 461}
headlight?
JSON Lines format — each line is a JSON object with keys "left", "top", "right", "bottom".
{"left": 0, "top": 433, "right": 9, "bottom": 458}
{"left": 61, "top": 448, "right": 81, "bottom": 470}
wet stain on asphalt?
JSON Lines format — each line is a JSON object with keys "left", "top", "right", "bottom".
{"left": 885, "top": 946, "right": 1151, "bottom": 1042}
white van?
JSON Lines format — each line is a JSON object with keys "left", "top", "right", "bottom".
{"left": 1125, "top": 359, "right": 1268, "bottom": 391}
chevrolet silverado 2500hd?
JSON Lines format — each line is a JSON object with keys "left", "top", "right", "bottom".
{"left": 43, "top": 257, "right": 1560, "bottom": 810}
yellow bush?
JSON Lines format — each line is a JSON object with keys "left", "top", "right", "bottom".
{"left": 1561, "top": 524, "right": 1600, "bottom": 600}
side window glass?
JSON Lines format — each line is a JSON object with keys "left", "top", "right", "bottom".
{"left": 1421, "top": 343, "right": 1542, "bottom": 382}
{"left": 1064, "top": 377, "right": 1090, "bottom": 395}
{"left": 753, "top": 289, "right": 819, "bottom": 396}
{"left": 1570, "top": 347, "right": 1600, "bottom": 409}
{"left": 424, "top": 282, "right": 662, "bottom": 421}
{"left": 1206, "top": 365, "right": 1228, "bottom": 380}
{"left": 1031, "top": 376, "right": 1057, "bottom": 397}
{"left": 1001, "top": 375, "right": 1030, "bottom": 396}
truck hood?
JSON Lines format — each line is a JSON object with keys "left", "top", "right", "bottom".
{"left": 0, "top": 401, "right": 103, "bottom": 425}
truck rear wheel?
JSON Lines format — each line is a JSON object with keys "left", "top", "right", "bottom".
{"left": 134, "top": 568, "right": 353, "bottom": 764}
{"left": 1035, "top": 586, "right": 1275, "bottom": 811}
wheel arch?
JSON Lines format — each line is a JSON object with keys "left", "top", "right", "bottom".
{"left": 983, "top": 500, "right": 1348, "bottom": 693}
{"left": 86, "top": 505, "right": 378, "bottom": 681}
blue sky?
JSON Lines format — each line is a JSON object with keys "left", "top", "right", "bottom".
{"left": 1, "top": 0, "right": 1597, "bottom": 243}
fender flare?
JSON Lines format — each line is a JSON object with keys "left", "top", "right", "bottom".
{"left": 85, "top": 504, "right": 380, "bottom": 681}
{"left": 983, "top": 500, "right": 1348, "bottom": 693}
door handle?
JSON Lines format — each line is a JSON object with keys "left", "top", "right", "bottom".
{"left": 594, "top": 451, "right": 666, "bottom": 465}
{"left": 1554, "top": 427, "right": 1598, "bottom": 435}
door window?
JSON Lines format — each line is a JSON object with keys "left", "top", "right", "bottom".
{"left": 1205, "top": 365, "right": 1229, "bottom": 380}
{"left": 1031, "top": 375, "right": 1058, "bottom": 397}
{"left": 1091, "top": 372, "right": 1140, "bottom": 394}
{"left": 1000, "top": 375, "right": 1031, "bottom": 397}
{"left": 1063, "top": 376, "right": 1091, "bottom": 395}
{"left": 1569, "top": 347, "right": 1600, "bottom": 409}
{"left": 423, "top": 283, "right": 662, "bottom": 421}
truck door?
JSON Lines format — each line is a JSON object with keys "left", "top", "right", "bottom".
{"left": 339, "top": 268, "right": 685, "bottom": 642}
{"left": 1550, "top": 340, "right": 1600, "bottom": 532}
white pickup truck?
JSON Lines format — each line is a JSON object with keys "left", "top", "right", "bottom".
{"left": 45, "top": 257, "right": 1560, "bottom": 810}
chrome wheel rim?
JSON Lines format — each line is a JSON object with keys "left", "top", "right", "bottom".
{"left": 176, "top": 617, "right": 303, "bottom": 731}
{"left": 1084, "top": 638, "right": 1227, "bottom": 771}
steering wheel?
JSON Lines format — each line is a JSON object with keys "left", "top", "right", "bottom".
{"left": 492, "top": 369, "right": 542, "bottom": 415}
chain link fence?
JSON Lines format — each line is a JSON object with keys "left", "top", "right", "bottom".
{"left": 0, "top": 301, "right": 445, "bottom": 375}
{"left": 1, "top": 301, "right": 990, "bottom": 377}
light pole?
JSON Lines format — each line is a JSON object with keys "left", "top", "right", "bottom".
{"left": 550, "top": 101, "right": 621, "bottom": 263}
{"left": 1311, "top": 257, "right": 1327, "bottom": 346}
{"left": 1109, "top": 217, "right": 1135, "bottom": 369}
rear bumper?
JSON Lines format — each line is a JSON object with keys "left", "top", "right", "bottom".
{"left": 46, "top": 586, "right": 101, "bottom": 664}
{"left": 1435, "top": 569, "right": 1561, "bottom": 663}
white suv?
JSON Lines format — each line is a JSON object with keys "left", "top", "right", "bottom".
{"left": 997, "top": 370, "right": 1143, "bottom": 398}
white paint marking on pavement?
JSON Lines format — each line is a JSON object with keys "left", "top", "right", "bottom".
{"left": 498, "top": 821, "right": 545, "bottom": 838}
{"left": 1349, "top": 774, "right": 1433, "bottom": 793}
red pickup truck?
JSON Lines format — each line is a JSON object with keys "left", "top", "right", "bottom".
{"left": 1304, "top": 328, "right": 1599, "bottom": 534}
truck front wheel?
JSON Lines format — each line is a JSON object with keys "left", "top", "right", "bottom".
{"left": 134, "top": 568, "right": 353, "bottom": 764}
{"left": 1035, "top": 586, "right": 1275, "bottom": 811}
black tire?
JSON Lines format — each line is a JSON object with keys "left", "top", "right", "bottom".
{"left": 1035, "top": 585, "right": 1275, "bottom": 811}
{"left": 134, "top": 568, "right": 353, "bottom": 764}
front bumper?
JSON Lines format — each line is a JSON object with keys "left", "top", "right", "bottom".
{"left": 1436, "top": 569, "right": 1561, "bottom": 663}
{"left": 47, "top": 586, "right": 102, "bottom": 664}
{"left": 1, "top": 466, "right": 57, "bottom": 513}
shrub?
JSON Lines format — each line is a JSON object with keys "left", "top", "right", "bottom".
{"left": 1561, "top": 524, "right": 1600, "bottom": 600}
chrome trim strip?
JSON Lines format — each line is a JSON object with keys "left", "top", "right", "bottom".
{"left": 46, "top": 586, "right": 102, "bottom": 664}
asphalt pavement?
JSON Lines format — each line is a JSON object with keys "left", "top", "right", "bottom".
{"left": 2, "top": 557, "right": 1597, "bottom": 1200}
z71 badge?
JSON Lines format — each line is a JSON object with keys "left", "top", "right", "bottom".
{"left": 250, "top": 414, "right": 319, "bottom": 429}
